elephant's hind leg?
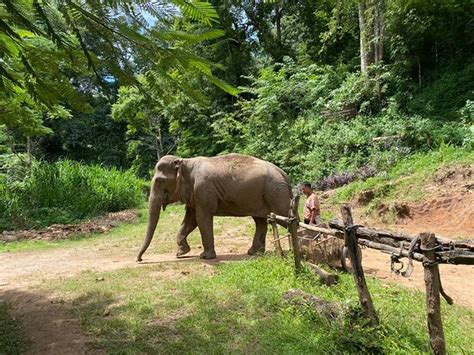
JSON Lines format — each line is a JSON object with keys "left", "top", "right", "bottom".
{"left": 248, "top": 217, "right": 267, "bottom": 255}
{"left": 176, "top": 207, "right": 197, "bottom": 257}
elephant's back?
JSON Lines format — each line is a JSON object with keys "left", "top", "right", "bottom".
{"left": 203, "top": 154, "right": 290, "bottom": 185}
{"left": 195, "top": 154, "right": 292, "bottom": 216}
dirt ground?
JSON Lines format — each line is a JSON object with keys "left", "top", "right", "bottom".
{"left": 0, "top": 225, "right": 256, "bottom": 354}
{"left": 1, "top": 166, "right": 473, "bottom": 353}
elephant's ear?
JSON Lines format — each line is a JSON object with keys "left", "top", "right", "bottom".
{"left": 175, "top": 159, "right": 189, "bottom": 204}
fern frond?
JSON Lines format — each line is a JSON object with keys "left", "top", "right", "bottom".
{"left": 33, "top": 0, "right": 72, "bottom": 49}
{"left": 150, "top": 28, "right": 224, "bottom": 45}
{"left": 171, "top": 1, "right": 219, "bottom": 26}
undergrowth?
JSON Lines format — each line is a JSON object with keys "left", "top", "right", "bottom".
{"left": 0, "top": 160, "right": 145, "bottom": 231}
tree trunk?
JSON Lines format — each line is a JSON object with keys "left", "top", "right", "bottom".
{"left": 358, "top": 0, "right": 384, "bottom": 75}
{"left": 358, "top": 1, "right": 372, "bottom": 75}
{"left": 275, "top": 1, "right": 282, "bottom": 44}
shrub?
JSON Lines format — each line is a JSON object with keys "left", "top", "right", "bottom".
{"left": 0, "top": 160, "right": 144, "bottom": 230}
{"left": 212, "top": 61, "right": 472, "bottom": 184}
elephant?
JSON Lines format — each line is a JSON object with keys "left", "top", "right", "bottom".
{"left": 137, "top": 153, "right": 292, "bottom": 261}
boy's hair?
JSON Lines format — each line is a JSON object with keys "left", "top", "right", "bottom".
{"left": 302, "top": 182, "right": 312, "bottom": 189}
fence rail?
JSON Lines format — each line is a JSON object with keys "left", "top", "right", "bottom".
{"left": 268, "top": 200, "right": 474, "bottom": 355}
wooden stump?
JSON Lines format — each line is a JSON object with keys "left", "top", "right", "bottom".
{"left": 420, "top": 232, "right": 446, "bottom": 355}
{"left": 341, "top": 204, "right": 378, "bottom": 327}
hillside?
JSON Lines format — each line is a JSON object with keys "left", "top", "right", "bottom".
{"left": 323, "top": 146, "right": 473, "bottom": 239}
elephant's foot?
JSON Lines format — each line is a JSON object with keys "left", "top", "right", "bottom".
{"left": 247, "top": 245, "right": 265, "bottom": 256}
{"left": 176, "top": 243, "right": 191, "bottom": 258}
{"left": 199, "top": 249, "right": 217, "bottom": 259}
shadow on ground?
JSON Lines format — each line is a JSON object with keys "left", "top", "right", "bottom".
{"left": 1, "top": 288, "right": 98, "bottom": 354}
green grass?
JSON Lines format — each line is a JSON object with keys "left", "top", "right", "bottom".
{"left": 0, "top": 303, "right": 24, "bottom": 355}
{"left": 332, "top": 145, "right": 474, "bottom": 209}
{"left": 4, "top": 182, "right": 474, "bottom": 354}
{"left": 46, "top": 255, "right": 474, "bottom": 354}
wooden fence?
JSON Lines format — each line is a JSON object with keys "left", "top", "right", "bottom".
{"left": 267, "top": 196, "right": 474, "bottom": 355}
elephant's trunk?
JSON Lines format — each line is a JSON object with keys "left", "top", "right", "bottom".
{"left": 137, "top": 192, "right": 162, "bottom": 262}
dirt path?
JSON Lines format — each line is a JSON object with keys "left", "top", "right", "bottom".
{"left": 0, "top": 228, "right": 253, "bottom": 354}
{"left": 362, "top": 248, "right": 474, "bottom": 309}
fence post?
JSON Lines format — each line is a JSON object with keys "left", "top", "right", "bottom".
{"left": 341, "top": 204, "right": 378, "bottom": 327}
{"left": 420, "top": 232, "right": 446, "bottom": 355}
{"left": 289, "top": 195, "right": 302, "bottom": 273}
{"left": 268, "top": 213, "right": 284, "bottom": 257}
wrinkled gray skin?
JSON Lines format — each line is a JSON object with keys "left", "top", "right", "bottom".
{"left": 137, "top": 154, "right": 292, "bottom": 261}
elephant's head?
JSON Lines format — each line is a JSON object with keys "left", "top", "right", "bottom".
{"left": 137, "top": 155, "right": 183, "bottom": 262}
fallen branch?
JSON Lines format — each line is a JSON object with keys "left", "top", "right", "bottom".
{"left": 305, "top": 262, "right": 339, "bottom": 286}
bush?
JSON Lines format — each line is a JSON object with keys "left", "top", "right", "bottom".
{"left": 0, "top": 160, "right": 144, "bottom": 230}
{"left": 213, "top": 61, "right": 473, "bottom": 183}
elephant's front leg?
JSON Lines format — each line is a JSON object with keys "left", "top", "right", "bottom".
{"left": 176, "top": 206, "right": 198, "bottom": 257}
{"left": 248, "top": 217, "right": 267, "bottom": 255}
{"left": 195, "top": 208, "right": 216, "bottom": 259}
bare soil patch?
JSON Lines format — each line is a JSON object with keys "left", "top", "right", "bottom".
{"left": 1, "top": 210, "right": 138, "bottom": 243}
{"left": 355, "top": 165, "right": 474, "bottom": 238}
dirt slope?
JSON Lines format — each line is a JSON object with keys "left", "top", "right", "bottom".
{"left": 344, "top": 164, "right": 474, "bottom": 309}
{"left": 353, "top": 165, "right": 474, "bottom": 238}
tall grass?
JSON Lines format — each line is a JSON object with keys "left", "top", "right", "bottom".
{"left": 0, "top": 160, "right": 144, "bottom": 230}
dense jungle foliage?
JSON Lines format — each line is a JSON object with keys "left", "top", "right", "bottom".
{"left": 1, "top": 0, "right": 473, "bottom": 228}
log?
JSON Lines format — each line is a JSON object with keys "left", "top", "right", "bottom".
{"left": 341, "top": 204, "right": 379, "bottom": 327}
{"left": 420, "top": 232, "right": 446, "bottom": 355}
{"left": 289, "top": 196, "right": 302, "bottom": 273}
{"left": 272, "top": 215, "right": 341, "bottom": 237}
{"left": 268, "top": 213, "right": 283, "bottom": 257}
{"left": 330, "top": 219, "right": 474, "bottom": 251}
{"left": 357, "top": 239, "right": 424, "bottom": 262}
{"left": 305, "top": 262, "right": 339, "bottom": 286}
{"left": 436, "top": 250, "right": 474, "bottom": 265}
{"left": 330, "top": 218, "right": 414, "bottom": 247}
{"left": 269, "top": 213, "right": 474, "bottom": 265}
{"left": 298, "top": 221, "right": 342, "bottom": 237}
